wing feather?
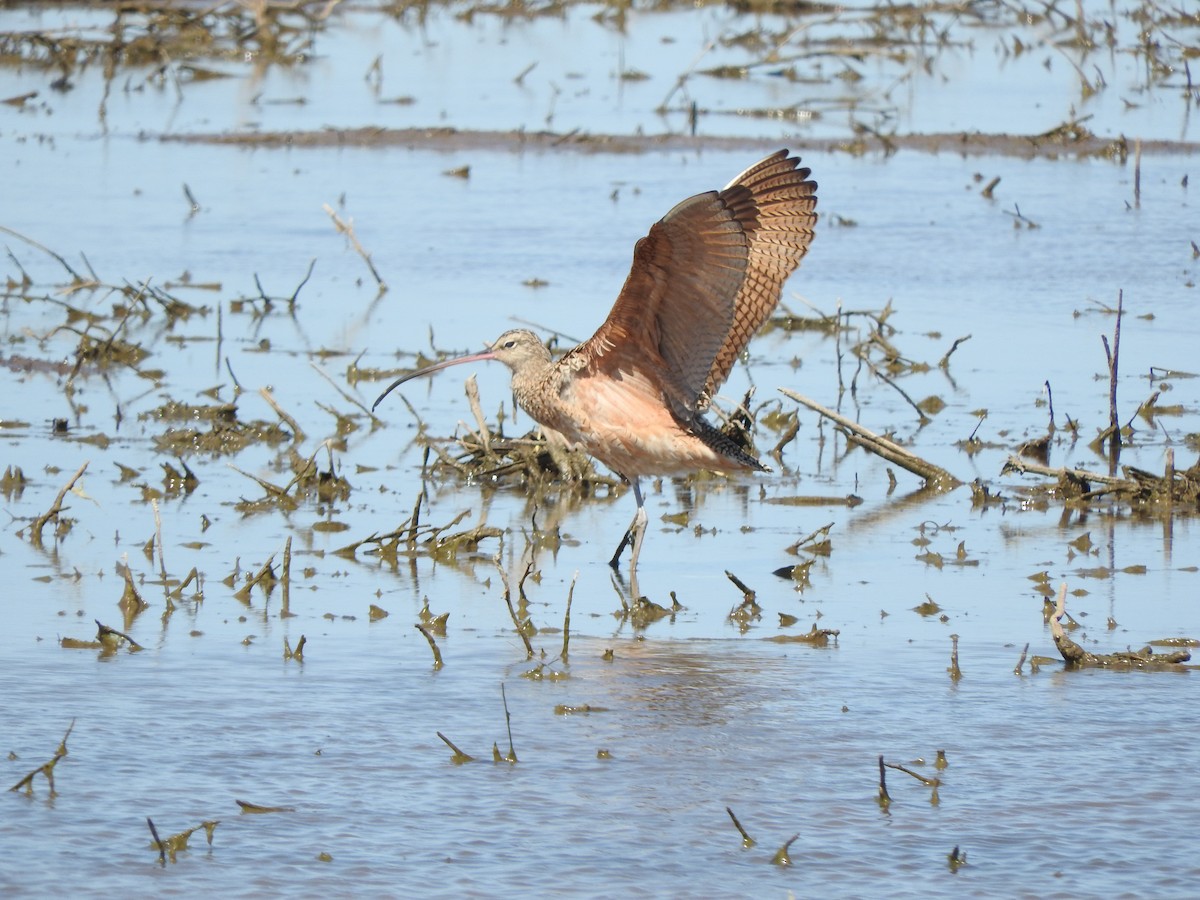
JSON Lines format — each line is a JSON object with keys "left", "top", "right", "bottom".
{"left": 570, "top": 150, "right": 817, "bottom": 418}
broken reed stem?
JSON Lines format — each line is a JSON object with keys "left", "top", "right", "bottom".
{"left": 308, "top": 361, "right": 380, "bottom": 424}
{"left": 1133, "top": 138, "right": 1141, "bottom": 207}
{"left": 500, "top": 682, "right": 518, "bottom": 763}
{"left": 8, "top": 718, "right": 76, "bottom": 794}
{"left": 724, "top": 569, "right": 756, "bottom": 602}
{"left": 415, "top": 623, "right": 444, "bottom": 669}
{"left": 97, "top": 618, "right": 143, "bottom": 651}
{"left": 938, "top": 334, "right": 972, "bottom": 369}
{"left": 1001, "top": 454, "right": 1128, "bottom": 486}
{"left": 771, "top": 834, "right": 799, "bottom": 867}
{"left": 407, "top": 490, "right": 424, "bottom": 548}
{"left": 29, "top": 459, "right": 89, "bottom": 546}
{"left": 496, "top": 558, "right": 534, "bottom": 658}
{"left": 1014, "top": 641, "right": 1029, "bottom": 675}
{"left": 1100, "top": 289, "right": 1123, "bottom": 450}
{"left": 884, "top": 760, "right": 939, "bottom": 787}
{"left": 283, "top": 634, "right": 306, "bottom": 661}
{"left": 561, "top": 571, "right": 578, "bottom": 663}
{"left": 436, "top": 731, "right": 474, "bottom": 762}
{"left": 877, "top": 754, "right": 891, "bottom": 807}
{"left": 147, "top": 817, "right": 167, "bottom": 865}
{"left": 463, "top": 375, "right": 493, "bottom": 456}
{"left": 725, "top": 806, "right": 756, "bottom": 848}
{"left": 281, "top": 536, "right": 292, "bottom": 618}
{"left": 0, "top": 223, "right": 85, "bottom": 282}
{"left": 322, "top": 203, "right": 386, "bottom": 289}
{"left": 259, "top": 387, "right": 305, "bottom": 443}
{"left": 779, "top": 389, "right": 960, "bottom": 489}
{"left": 152, "top": 498, "right": 166, "bottom": 580}
{"left": 948, "top": 633, "right": 962, "bottom": 681}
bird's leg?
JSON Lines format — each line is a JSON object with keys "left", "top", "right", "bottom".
{"left": 609, "top": 480, "right": 648, "bottom": 571}
{"left": 627, "top": 478, "right": 648, "bottom": 580}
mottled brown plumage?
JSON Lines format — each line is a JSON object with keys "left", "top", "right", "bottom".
{"left": 374, "top": 150, "right": 818, "bottom": 583}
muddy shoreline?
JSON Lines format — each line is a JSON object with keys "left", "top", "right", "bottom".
{"left": 160, "top": 125, "right": 1200, "bottom": 159}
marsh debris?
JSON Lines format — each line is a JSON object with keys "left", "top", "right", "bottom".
{"left": 147, "top": 817, "right": 219, "bottom": 864}
{"left": 1047, "top": 583, "right": 1195, "bottom": 671}
{"left": 9, "top": 719, "right": 75, "bottom": 795}
{"left": 764, "top": 624, "right": 839, "bottom": 646}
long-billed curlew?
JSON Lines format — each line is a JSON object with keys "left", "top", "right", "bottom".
{"left": 374, "top": 150, "right": 818, "bottom": 587}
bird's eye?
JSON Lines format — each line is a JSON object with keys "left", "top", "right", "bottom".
{"left": 502, "top": 340, "right": 516, "bottom": 350}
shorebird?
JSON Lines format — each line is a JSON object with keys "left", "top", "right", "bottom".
{"left": 374, "top": 149, "right": 817, "bottom": 584}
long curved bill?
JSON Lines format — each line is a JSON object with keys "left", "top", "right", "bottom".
{"left": 371, "top": 348, "right": 498, "bottom": 412}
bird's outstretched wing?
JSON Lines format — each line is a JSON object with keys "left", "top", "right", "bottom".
{"left": 571, "top": 150, "right": 817, "bottom": 418}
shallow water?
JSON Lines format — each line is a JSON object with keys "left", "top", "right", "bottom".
{"left": 3, "top": 2, "right": 1200, "bottom": 897}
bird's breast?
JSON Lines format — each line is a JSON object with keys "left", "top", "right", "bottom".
{"left": 518, "top": 366, "right": 757, "bottom": 479}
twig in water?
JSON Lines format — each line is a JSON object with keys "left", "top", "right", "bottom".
{"left": 496, "top": 557, "right": 534, "bottom": 657}
{"left": 725, "top": 569, "right": 756, "bottom": 602}
{"left": 29, "top": 460, "right": 89, "bottom": 546}
{"left": 309, "top": 361, "right": 380, "bottom": 425}
{"left": 415, "top": 623, "right": 443, "bottom": 669}
{"left": 780, "top": 389, "right": 960, "bottom": 488}
{"left": 281, "top": 536, "right": 293, "bottom": 618}
{"left": 938, "top": 334, "right": 971, "bottom": 369}
{"left": 287, "top": 258, "right": 316, "bottom": 311}
{"left": 323, "top": 203, "right": 386, "bottom": 290}
{"left": 948, "top": 633, "right": 962, "bottom": 681}
{"left": 1100, "top": 288, "right": 1124, "bottom": 452}
{"left": 771, "top": 833, "right": 799, "bottom": 866}
{"left": 1014, "top": 642, "right": 1029, "bottom": 675}
{"left": 561, "top": 571, "right": 578, "bottom": 663}
{"left": 259, "top": 387, "right": 305, "bottom": 443}
{"left": 500, "top": 683, "right": 518, "bottom": 763}
{"left": 877, "top": 755, "right": 891, "bottom": 808}
{"left": 436, "top": 731, "right": 474, "bottom": 763}
{"left": 147, "top": 817, "right": 166, "bottom": 865}
{"left": 725, "top": 807, "right": 756, "bottom": 848}
{"left": 0, "top": 224, "right": 84, "bottom": 282}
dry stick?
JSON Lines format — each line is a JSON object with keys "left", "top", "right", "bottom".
{"left": 286, "top": 257, "right": 316, "bottom": 311}
{"left": 308, "top": 361, "right": 380, "bottom": 424}
{"left": 1014, "top": 642, "right": 1030, "bottom": 675}
{"left": 0, "top": 223, "right": 84, "bottom": 282}
{"left": 1133, "top": 138, "right": 1142, "bottom": 208}
{"left": 725, "top": 569, "right": 757, "bottom": 602}
{"left": 415, "top": 624, "right": 444, "bottom": 669}
{"left": 322, "top": 203, "right": 386, "bottom": 290}
{"left": 29, "top": 460, "right": 89, "bottom": 545}
{"left": 771, "top": 834, "right": 799, "bottom": 867}
{"left": 463, "top": 375, "right": 493, "bottom": 456}
{"left": 877, "top": 755, "right": 891, "bottom": 807}
{"left": 8, "top": 719, "right": 75, "bottom": 793}
{"left": 1100, "top": 289, "right": 1123, "bottom": 449}
{"left": 780, "top": 389, "right": 960, "bottom": 488}
{"left": 561, "top": 571, "right": 578, "bottom": 664}
{"left": 496, "top": 559, "right": 534, "bottom": 657}
{"left": 1002, "top": 455, "right": 1128, "bottom": 486}
{"left": 147, "top": 817, "right": 167, "bottom": 865}
{"left": 725, "top": 807, "right": 756, "bottom": 848}
{"left": 280, "top": 536, "right": 292, "bottom": 618}
{"left": 948, "top": 633, "right": 962, "bottom": 681}
{"left": 500, "top": 683, "right": 518, "bottom": 763}
{"left": 436, "top": 731, "right": 473, "bottom": 762}
{"left": 152, "top": 498, "right": 167, "bottom": 581}
{"left": 938, "top": 334, "right": 972, "bottom": 369}
{"left": 259, "top": 387, "right": 305, "bottom": 443}
{"left": 883, "top": 761, "right": 939, "bottom": 787}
